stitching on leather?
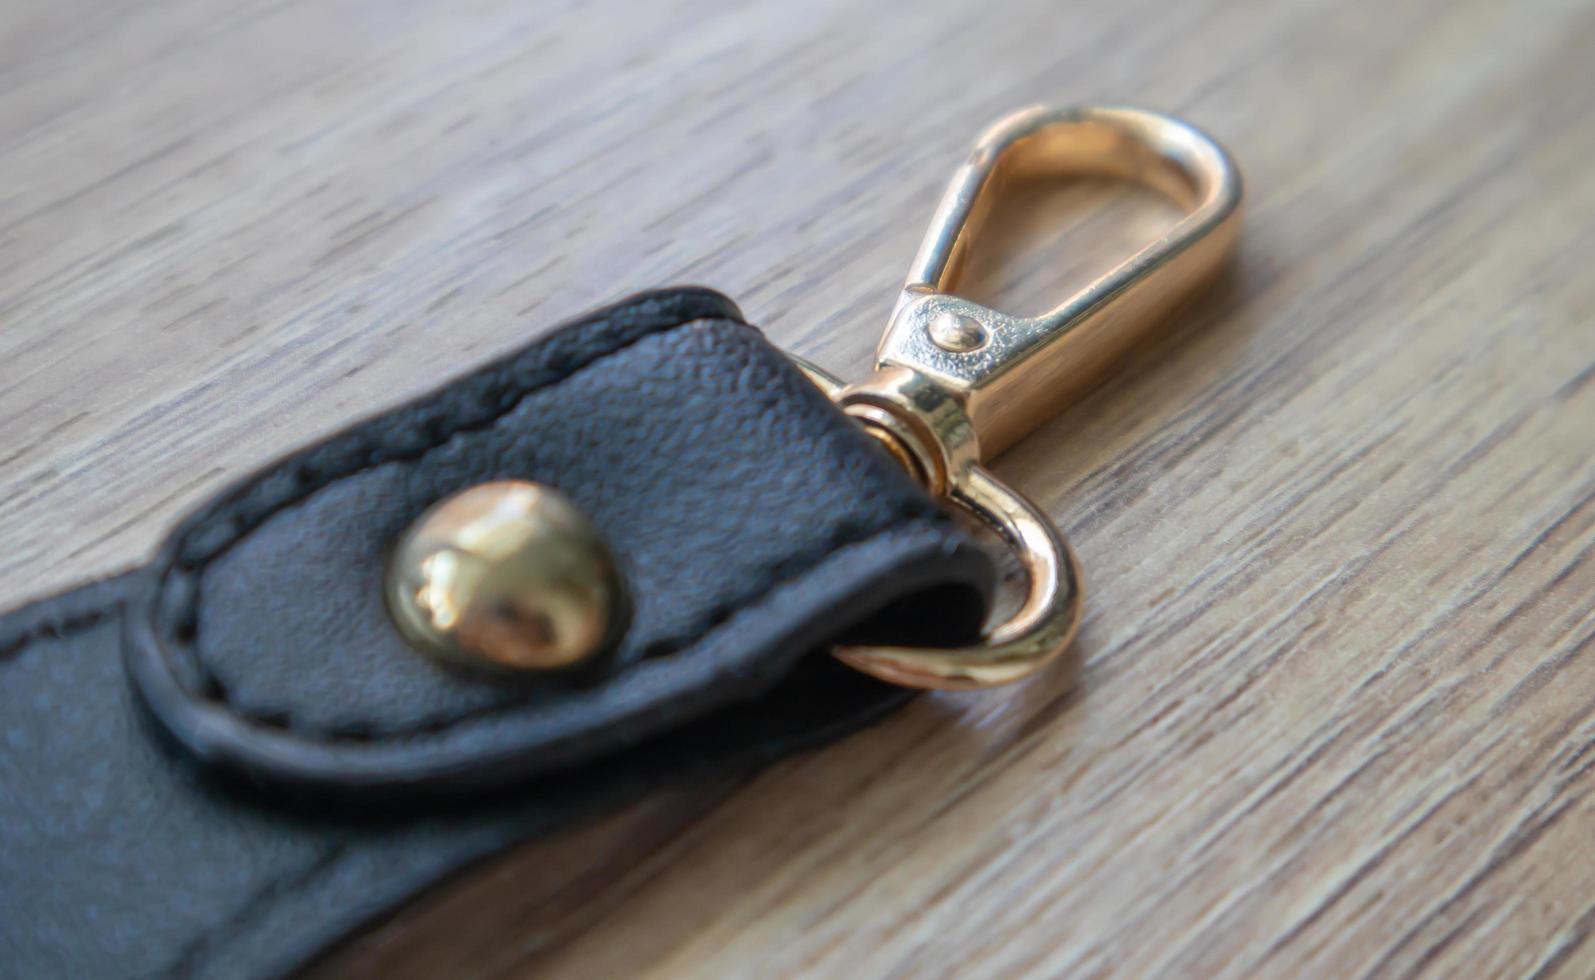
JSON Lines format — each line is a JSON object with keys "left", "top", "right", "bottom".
{"left": 0, "top": 607, "right": 113, "bottom": 662}
{"left": 155, "top": 309, "right": 939, "bottom": 742}
{"left": 278, "top": 518, "right": 924, "bottom": 741}
{"left": 169, "top": 303, "right": 746, "bottom": 573}
{"left": 161, "top": 312, "right": 730, "bottom": 677}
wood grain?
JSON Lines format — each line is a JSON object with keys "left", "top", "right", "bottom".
{"left": 6, "top": 0, "right": 1595, "bottom": 976}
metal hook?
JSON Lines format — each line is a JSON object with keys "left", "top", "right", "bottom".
{"left": 804, "top": 105, "right": 1243, "bottom": 689}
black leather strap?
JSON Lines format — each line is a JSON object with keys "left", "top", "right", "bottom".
{"left": 0, "top": 288, "right": 993, "bottom": 979}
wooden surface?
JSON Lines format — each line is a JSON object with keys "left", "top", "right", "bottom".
{"left": 6, "top": 0, "right": 1595, "bottom": 976}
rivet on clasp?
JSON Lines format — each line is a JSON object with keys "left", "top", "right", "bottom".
{"left": 799, "top": 105, "right": 1243, "bottom": 689}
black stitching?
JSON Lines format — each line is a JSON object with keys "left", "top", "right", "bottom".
{"left": 162, "top": 313, "right": 736, "bottom": 689}
{"left": 0, "top": 607, "right": 115, "bottom": 662}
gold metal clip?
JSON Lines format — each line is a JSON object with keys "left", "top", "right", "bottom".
{"left": 801, "top": 105, "right": 1243, "bottom": 690}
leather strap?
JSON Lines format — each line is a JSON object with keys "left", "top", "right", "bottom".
{"left": 0, "top": 288, "right": 994, "bottom": 978}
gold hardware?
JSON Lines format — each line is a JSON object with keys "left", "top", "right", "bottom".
{"left": 385, "top": 481, "right": 626, "bottom": 672}
{"left": 807, "top": 105, "right": 1242, "bottom": 690}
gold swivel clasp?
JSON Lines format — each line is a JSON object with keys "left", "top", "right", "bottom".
{"left": 802, "top": 105, "right": 1243, "bottom": 689}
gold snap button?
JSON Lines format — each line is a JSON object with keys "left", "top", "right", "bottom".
{"left": 385, "top": 481, "right": 625, "bottom": 672}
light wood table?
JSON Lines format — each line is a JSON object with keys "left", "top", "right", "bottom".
{"left": 5, "top": 0, "right": 1595, "bottom": 976}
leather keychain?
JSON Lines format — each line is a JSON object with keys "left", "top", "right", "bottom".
{"left": 0, "top": 105, "right": 1240, "bottom": 978}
